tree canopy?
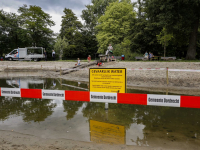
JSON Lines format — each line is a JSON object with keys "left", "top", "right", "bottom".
{"left": 1, "top": 1, "right": 200, "bottom": 60}
{"left": 96, "top": 0, "right": 136, "bottom": 54}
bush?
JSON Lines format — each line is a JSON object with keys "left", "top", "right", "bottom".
{"left": 113, "top": 44, "right": 142, "bottom": 60}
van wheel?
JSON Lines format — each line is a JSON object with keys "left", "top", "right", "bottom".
{"left": 34, "top": 58, "right": 38, "bottom": 62}
{"left": 8, "top": 57, "right": 13, "bottom": 61}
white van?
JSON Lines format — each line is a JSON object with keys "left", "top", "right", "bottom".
{"left": 5, "top": 47, "right": 45, "bottom": 61}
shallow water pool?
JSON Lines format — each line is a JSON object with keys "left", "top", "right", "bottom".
{"left": 0, "top": 77, "right": 200, "bottom": 149}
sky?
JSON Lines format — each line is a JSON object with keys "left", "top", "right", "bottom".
{"left": 0, "top": 0, "right": 137, "bottom": 33}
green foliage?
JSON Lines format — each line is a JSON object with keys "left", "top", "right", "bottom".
{"left": 18, "top": 5, "right": 55, "bottom": 47}
{"left": 54, "top": 37, "right": 68, "bottom": 60}
{"left": 81, "top": 0, "right": 118, "bottom": 34}
{"left": 0, "top": 10, "right": 30, "bottom": 56}
{"left": 60, "top": 8, "right": 85, "bottom": 58}
{"left": 145, "top": 0, "right": 200, "bottom": 59}
{"left": 113, "top": 43, "right": 142, "bottom": 60}
{"left": 96, "top": 0, "right": 136, "bottom": 54}
{"left": 156, "top": 27, "right": 173, "bottom": 57}
{"left": 157, "top": 28, "right": 173, "bottom": 47}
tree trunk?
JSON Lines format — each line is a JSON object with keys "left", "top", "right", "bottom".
{"left": 186, "top": 17, "right": 199, "bottom": 60}
{"left": 164, "top": 36, "right": 166, "bottom": 58}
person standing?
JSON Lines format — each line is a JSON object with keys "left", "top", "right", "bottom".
{"left": 87, "top": 55, "right": 91, "bottom": 63}
{"left": 149, "top": 52, "right": 152, "bottom": 61}
{"left": 52, "top": 50, "right": 55, "bottom": 61}
{"left": 108, "top": 44, "right": 113, "bottom": 51}
{"left": 144, "top": 51, "right": 148, "bottom": 59}
{"left": 107, "top": 44, "right": 113, "bottom": 55}
{"left": 44, "top": 50, "right": 47, "bottom": 61}
{"left": 77, "top": 58, "right": 80, "bottom": 65}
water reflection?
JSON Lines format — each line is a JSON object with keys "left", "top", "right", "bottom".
{"left": 0, "top": 77, "right": 179, "bottom": 94}
{"left": 1, "top": 95, "right": 200, "bottom": 147}
{"left": 63, "top": 101, "right": 83, "bottom": 120}
{"left": 90, "top": 120, "right": 125, "bottom": 144}
{"left": 0, "top": 97, "right": 56, "bottom": 122}
{"left": 1, "top": 77, "right": 200, "bottom": 148}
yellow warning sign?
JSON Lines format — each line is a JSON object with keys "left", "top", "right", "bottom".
{"left": 90, "top": 120, "right": 125, "bottom": 144}
{"left": 89, "top": 68, "right": 126, "bottom": 93}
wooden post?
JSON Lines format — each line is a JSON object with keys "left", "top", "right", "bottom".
{"left": 41, "top": 65, "right": 42, "bottom": 70}
{"left": 60, "top": 78, "right": 62, "bottom": 87}
{"left": 166, "top": 67, "right": 169, "bottom": 85}
{"left": 60, "top": 67, "right": 61, "bottom": 76}
{"left": 55, "top": 66, "right": 56, "bottom": 72}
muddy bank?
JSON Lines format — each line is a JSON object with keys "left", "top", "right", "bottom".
{"left": 1, "top": 61, "right": 200, "bottom": 95}
{"left": 0, "top": 130, "right": 198, "bottom": 150}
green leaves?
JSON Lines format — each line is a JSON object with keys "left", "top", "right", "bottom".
{"left": 18, "top": 5, "right": 55, "bottom": 47}
{"left": 96, "top": 1, "right": 136, "bottom": 53}
{"left": 156, "top": 28, "right": 173, "bottom": 47}
{"left": 146, "top": 0, "right": 200, "bottom": 59}
{"left": 54, "top": 37, "right": 68, "bottom": 60}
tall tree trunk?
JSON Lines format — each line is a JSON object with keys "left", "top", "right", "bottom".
{"left": 186, "top": 17, "right": 199, "bottom": 60}
{"left": 164, "top": 36, "right": 166, "bottom": 57}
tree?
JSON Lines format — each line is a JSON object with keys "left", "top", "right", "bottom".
{"left": 18, "top": 5, "right": 55, "bottom": 47}
{"left": 54, "top": 37, "right": 68, "bottom": 60}
{"left": 0, "top": 10, "right": 30, "bottom": 56}
{"left": 60, "top": 8, "right": 84, "bottom": 58}
{"left": 156, "top": 28, "right": 173, "bottom": 57}
{"left": 96, "top": 0, "right": 136, "bottom": 54}
{"left": 145, "top": 0, "right": 200, "bottom": 59}
{"left": 81, "top": 0, "right": 118, "bottom": 34}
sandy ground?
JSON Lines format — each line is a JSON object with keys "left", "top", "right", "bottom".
{"left": 0, "top": 130, "right": 196, "bottom": 150}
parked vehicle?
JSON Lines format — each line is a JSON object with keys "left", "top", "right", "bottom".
{"left": 5, "top": 47, "right": 45, "bottom": 61}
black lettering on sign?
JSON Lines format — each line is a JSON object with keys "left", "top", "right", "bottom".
{"left": 104, "top": 95, "right": 116, "bottom": 100}
{"left": 11, "top": 91, "right": 20, "bottom": 94}
{"left": 2, "top": 90, "right": 11, "bottom": 94}
{"left": 91, "top": 95, "right": 104, "bottom": 99}
{"left": 43, "top": 92, "right": 64, "bottom": 97}
{"left": 92, "top": 70, "right": 110, "bottom": 73}
{"left": 111, "top": 70, "right": 122, "bottom": 73}
{"left": 148, "top": 98, "right": 163, "bottom": 103}
{"left": 164, "top": 98, "right": 179, "bottom": 103}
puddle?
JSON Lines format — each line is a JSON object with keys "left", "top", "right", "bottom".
{"left": 0, "top": 77, "right": 200, "bottom": 148}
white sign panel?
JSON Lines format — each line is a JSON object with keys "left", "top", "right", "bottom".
{"left": 90, "top": 92, "right": 117, "bottom": 103}
{"left": 42, "top": 90, "right": 65, "bottom": 100}
{"left": 147, "top": 94, "right": 180, "bottom": 107}
{"left": 1, "top": 88, "right": 21, "bottom": 97}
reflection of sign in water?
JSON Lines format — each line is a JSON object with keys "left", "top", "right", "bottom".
{"left": 89, "top": 68, "right": 126, "bottom": 93}
{"left": 90, "top": 120, "right": 125, "bottom": 144}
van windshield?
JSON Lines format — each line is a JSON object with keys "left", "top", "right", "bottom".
{"left": 10, "top": 50, "right": 18, "bottom": 54}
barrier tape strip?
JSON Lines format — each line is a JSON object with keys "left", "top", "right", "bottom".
{"left": 0, "top": 87, "right": 200, "bottom": 109}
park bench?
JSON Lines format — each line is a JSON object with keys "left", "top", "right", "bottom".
{"left": 99, "top": 55, "right": 121, "bottom": 61}
{"left": 161, "top": 57, "right": 176, "bottom": 60}
{"left": 135, "top": 57, "right": 144, "bottom": 60}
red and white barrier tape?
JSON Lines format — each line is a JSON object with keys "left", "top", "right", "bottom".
{"left": 168, "top": 69, "right": 200, "bottom": 72}
{"left": 127, "top": 68, "right": 166, "bottom": 71}
{"left": 0, "top": 87, "right": 200, "bottom": 109}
